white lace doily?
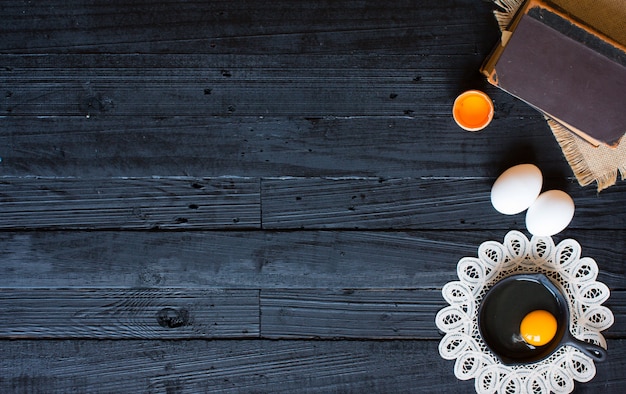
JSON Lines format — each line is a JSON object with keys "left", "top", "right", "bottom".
{"left": 436, "top": 230, "right": 614, "bottom": 394}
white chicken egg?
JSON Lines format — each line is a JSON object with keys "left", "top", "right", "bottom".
{"left": 525, "top": 190, "right": 575, "bottom": 236}
{"left": 490, "top": 164, "right": 543, "bottom": 215}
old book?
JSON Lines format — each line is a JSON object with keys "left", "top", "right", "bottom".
{"left": 481, "top": 0, "right": 626, "bottom": 147}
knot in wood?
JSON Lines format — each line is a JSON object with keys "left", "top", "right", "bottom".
{"left": 156, "top": 307, "right": 190, "bottom": 329}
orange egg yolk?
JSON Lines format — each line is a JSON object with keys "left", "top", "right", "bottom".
{"left": 520, "top": 310, "right": 557, "bottom": 346}
{"left": 453, "top": 93, "right": 492, "bottom": 129}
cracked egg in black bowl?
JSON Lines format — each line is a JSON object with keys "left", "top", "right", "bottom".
{"left": 478, "top": 273, "right": 606, "bottom": 365}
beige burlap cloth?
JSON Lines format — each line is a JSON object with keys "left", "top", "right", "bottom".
{"left": 493, "top": 0, "right": 626, "bottom": 191}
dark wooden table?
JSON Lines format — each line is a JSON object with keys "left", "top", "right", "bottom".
{"left": 1, "top": 1, "right": 625, "bottom": 392}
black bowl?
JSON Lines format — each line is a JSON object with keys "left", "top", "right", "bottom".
{"left": 478, "top": 273, "right": 606, "bottom": 365}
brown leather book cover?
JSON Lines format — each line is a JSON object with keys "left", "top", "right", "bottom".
{"left": 481, "top": 0, "right": 626, "bottom": 147}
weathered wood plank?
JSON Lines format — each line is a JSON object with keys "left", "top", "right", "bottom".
{"left": 261, "top": 177, "right": 626, "bottom": 230}
{"left": 0, "top": 177, "right": 260, "bottom": 229}
{"left": 0, "top": 0, "right": 497, "bottom": 55}
{"left": 261, "top": 289, "right": 448, "bottom": 339}
{"left": 3, "top": 287, "right": 620, "bottom": 340}
{"left": 0, "top": 230, "right": 492, "bottom": 288}
{"left": 1, "top": 339, "right": 625, "bottom": 393}
{"left": 1, "top": 53, "right": 504, "bottom": 70}
{"left": 1, "top": 176, "right": 615, "bottom": 231}
{"left": 0, "top": 288, "right": 258, "bottom": 339}
{"left": 2, "top": 288, "right": 436, "bottom": 340}
{"left": 260, "top": 288, "right": 626, "bottom": 339}
{"left": 1, "top": 230, "right": 624, "bottom": 289}
{"left": 1, "top": 62, "right": 495, "bottom": 118}
{"left": 0, "top": 69, "right": 514, "bottom": 119}
{"left": 0, "top": 0, "right": 502, "bottom": 120}
{"left": 1, "top": 0, "right": 622, "bottom": 392}
{"left": 1, "top": 287, "right": 621, "bottom": 340}
{"left": 0, "top": 114, "right": 570, "bottom": 178}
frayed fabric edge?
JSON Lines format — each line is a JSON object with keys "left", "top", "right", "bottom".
{"left": 493, "top": 0, "right": 524, "bottom": 29}
{"left": 548, "top": 119, "right": 620, "bottom": 192}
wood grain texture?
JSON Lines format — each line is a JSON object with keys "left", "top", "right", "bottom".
{"left": 262, "top": 288, "right": 626, "bottom": 339}
{"left": 0, "top": 288, "right": 438, "bottom": 340}
{"left": 2, "top": 339, "right": 626, "bottom": 393}
{"left": 0, "top": 177, "right": 260, "bottom": 229}
{"left": 0, "top": 340, "right": 475, "bottom": 393}
{"left": 0, "top": 114, "right": 571, "bottom": 179}
{"left": 261, "top": 289, "right": 463, "bottom": 339}
{"left": 0, "top": 230, "right": 493, "bottom": 289}
{"left": 2, "top": 59, "right": 496, "bottom": 117}
{"left": 1, "top": 0, "right": 625, "bottom": 391}
{"left": 262, "top": 177, "right": 626, "bottom": 230}
{"left": 1, "top": 175, "right": 620, "bottom": 231}
{"left": 0, "top": 289, "right": 258, "bottom": 339}
{"left": 2, "top": 287, "right": 621, "bottom": 340}
{"left": 0, "top": 0, "right": 496, "bottom": 55}
{"left": 1, "top": 230, "right": 624, "bottom": 289}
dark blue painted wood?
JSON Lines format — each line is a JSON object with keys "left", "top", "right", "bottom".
{"left": 0, "top": 0, "right": 624, "bottom": 392}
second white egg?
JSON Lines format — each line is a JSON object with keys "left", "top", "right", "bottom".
{"left": 525, "top": 190, "right": 575, "bottom": 236}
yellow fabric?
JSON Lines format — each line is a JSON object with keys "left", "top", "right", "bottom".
{"left": 550, "top": 0, "right": 626, "bottom": 45}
